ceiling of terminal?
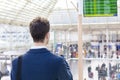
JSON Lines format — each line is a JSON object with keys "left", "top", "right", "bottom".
{"left": 0, "top": 0, "right": 77, "bottom": 26}
{"left": 0, "top": 0, "right": 58, "bottom": 26}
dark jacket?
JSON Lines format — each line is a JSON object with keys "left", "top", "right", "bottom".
{"left": 11, "top": 48, "right": 73, "bottom": 80}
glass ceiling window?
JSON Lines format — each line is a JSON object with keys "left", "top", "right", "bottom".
{"left": 54, "top": 0, "right": 77, "bottom": 9}
{"left": 0, "top": 0, "right": 58, "bottom": 26}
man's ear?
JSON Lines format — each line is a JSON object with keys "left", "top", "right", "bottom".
{"left": 46, "top": 32, "right": 50, "bottom": 40}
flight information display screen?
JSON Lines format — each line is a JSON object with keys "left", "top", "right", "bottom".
{"left": 83, "top": 0, "right": 117, "bottom": 17}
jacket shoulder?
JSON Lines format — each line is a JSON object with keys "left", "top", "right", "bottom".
{"left": 49, "top": 53, "right": 64, "bottom": 61}
{"left": 49, "top": 53, "right": 66, "bottom": 65}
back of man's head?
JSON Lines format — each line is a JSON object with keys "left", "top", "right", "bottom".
{"left": 29, "top": 17, "right": 50, "bottom": 42}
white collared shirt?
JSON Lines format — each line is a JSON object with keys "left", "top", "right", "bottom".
{"left": 31, "top": 46, "right": 47, "bottom": 49}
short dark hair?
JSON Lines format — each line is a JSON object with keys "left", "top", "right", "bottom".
{"left": 29, "top": 17, "right": 50, "bottom": 42}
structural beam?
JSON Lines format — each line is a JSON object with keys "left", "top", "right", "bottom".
{"left": 78, "top": 14, "right": 83, "bottom": 80}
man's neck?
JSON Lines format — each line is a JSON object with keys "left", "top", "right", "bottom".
{"left": 34, "top": 42, "right": 46, "bottom": 47}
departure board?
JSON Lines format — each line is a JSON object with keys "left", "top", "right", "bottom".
{"left": 83, "top": 0, "right": 117, "bottom": 17}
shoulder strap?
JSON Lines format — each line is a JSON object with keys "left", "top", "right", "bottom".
{"left": 16, "top": 56, "right": 22, "bottom": 80}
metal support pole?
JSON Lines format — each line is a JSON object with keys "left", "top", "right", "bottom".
{"left": 53, "top": 30, "right": 56, "bottom": 53}
{"left": 106, "top": 28, "right": 110, "bottom": 79}
{"left": 78, "top": 14, "right": 83, "bottom": 80}
{"left": 77, "top": 0, "right": 83, "bottom": 79}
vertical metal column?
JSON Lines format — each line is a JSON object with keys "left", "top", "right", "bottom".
{"left": 64, "top": 30, "right": 67, "bottom": 59}
{"left": 65, "top": 30, "right": 67, "bottom": 45}
{"left": 106, "top": 27, "right": 110, "bottom": 79}
{"left": 78, "top": 15, "right": 83, "bottom": 80}
{"left": 53, "top": 30, "right": 56, "bottom": 53}
{"left": 78, "top": 0, "right": 83, "bottom": 79}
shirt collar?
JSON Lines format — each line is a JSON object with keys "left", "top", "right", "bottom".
{"left": 31, "top": 46, "right": 47, "bottom": 49}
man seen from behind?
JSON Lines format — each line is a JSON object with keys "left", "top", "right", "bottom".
{"left": 11, "top": 17, "right": 73, "bottom": 80}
